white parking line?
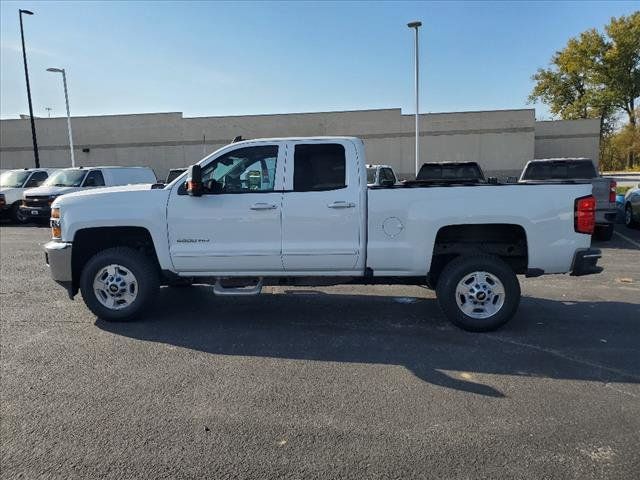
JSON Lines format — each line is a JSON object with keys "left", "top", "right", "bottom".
{"left": 614, "top": 230, "right": 640, "bottom": 249}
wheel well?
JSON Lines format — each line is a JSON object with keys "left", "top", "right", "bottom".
{"left": 428, "top": 224, "right": 528, "bottom": 287}
{"left": 71, "top": 227, "right": 160, "bottom": 293}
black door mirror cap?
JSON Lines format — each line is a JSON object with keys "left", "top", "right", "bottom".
{"left": 186, "top": 164, "right": 203, "bottom": 197}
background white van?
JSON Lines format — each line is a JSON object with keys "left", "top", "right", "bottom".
{"left": 0, "top": 168, "right": 59, "bottom": 223}
{"left": 21, "top": 166, "right": 157, "bottom": 219}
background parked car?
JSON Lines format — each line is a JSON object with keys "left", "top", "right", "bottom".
{"left": 21, "top": 166, "right": 157, "bottom": 219}
{"left": 366, "top": 164, "right": 397, "bottom": 186}
{"left": 519, "top": 158, "right": 617, "bottom": 241}
{"left": 0, "top": 168, "right": 58, "bottom": 223}
{"left": 623, "top": 183, "right": 640, "bottom": 228}
{"left": 415, "top": 161, "right": 486, "bottom": 183}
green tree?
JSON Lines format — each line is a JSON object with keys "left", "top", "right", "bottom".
{"left": 601, "top": 13, "right": 640, "bottom": 129}
{"left": 529, "top": 12, "right": 640, "bottom": 167}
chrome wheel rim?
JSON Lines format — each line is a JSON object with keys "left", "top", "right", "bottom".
{"left": 93, "top": 264, "right": 138, "bottom": 310}
{"left": 625, "top": 207, "right": 632, "bottom": 225}
{"left": 455, "top": 271, "right": 505, "bottom": 319}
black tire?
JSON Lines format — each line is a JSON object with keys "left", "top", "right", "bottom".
{"left": 80, "top": 247, "right": 159, "bottom": 321}
{"left": 594, "top": 223, "right": 614, "bottom": 241}
{"left": 625, "top": 204, "right": 638, "bottom": 228}
{"left": 435, "top": 255, "right": 521, "bottom": 332}
{"left": 10, "top": 202, "right": 29, "bottom": 224}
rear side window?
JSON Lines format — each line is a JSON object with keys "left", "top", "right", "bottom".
{"left": 293, "top": 143, "right": 346, "bottom": 192}
{"left": 84, "top": 170, "right": 105, "bottom": 187}
{"left": 523, "top": 161, "right": 597, "bottom": 180}
{"left": 24, "top": 171, "right": 48, "bottom": 187}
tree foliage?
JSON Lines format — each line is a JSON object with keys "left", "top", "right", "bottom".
{"left": 601, "top": 111, "right": 640, "bottom": 171}
{"left": 529, "top": 12, "right": 640, "bottom": 167}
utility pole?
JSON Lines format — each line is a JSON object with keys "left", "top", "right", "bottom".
{"left": 47, "top": 68, "right": 75, "bottom": 167}
{"left": 19, "top": 9, "right": 40, "bottom": 168}
{"left": 407, "top": 21, "right": 422, "bottom": 177}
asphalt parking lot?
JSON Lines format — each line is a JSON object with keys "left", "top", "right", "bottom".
{"left": 1, "top": 223, "right": 639, "bottom": 480}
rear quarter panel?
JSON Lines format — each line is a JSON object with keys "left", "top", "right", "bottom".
{"left": 367, "top": 184, "right": 593, "bottom": 276}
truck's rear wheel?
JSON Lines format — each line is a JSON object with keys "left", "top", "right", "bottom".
{"left": 436, "top": 255, "right": 520, "bottom": 332}
{"left": 80, "top": 247, "right": 159, "bottom": 321}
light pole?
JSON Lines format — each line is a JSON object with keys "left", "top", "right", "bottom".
{"left": 19, "top": 9, "right": 40, "bottom": 168}
{"left": 47, "top": 67, "right": 75, "bottom": 167}
{"left": 407, "top": 20, "right": 422, "bottom": 177}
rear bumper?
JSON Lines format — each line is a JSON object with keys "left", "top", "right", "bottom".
{"left": 570, "top": 248, "right": 603, "bottom": 276}
{"left": 596, "top": 208, "right": 617, "bottom": 225}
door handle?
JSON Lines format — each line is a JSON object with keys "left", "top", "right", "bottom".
{"left": 250, "top": 203, "right": 278, "bottom": 210}
{"left": 327, "top": 201, "right": 355, "bottom": 209}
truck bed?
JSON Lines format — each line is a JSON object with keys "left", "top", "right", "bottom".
{"left": 367, "top": 182, "right": 593, "bottom": 276}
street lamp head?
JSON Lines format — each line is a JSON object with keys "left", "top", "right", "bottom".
{"left": 19, "top": 9, "right": 34, "bottom": 15}
{"left": 407, "top": 21, "right": 422, "bottom": 29}
{"left": 47, "top": 68, "right": 64, "bottom": 73}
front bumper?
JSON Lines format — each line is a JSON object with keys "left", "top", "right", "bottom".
{"left": 20, "top": 204, "right": 51, "bottom": 219}
{"left": 44, "top": 240, "right": 72, "bottom": 283}
{"left": 570, "top": 248, "right": 603, "bottom": 276}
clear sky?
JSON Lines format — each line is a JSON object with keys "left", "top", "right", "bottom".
{"left": 1, "top": 0, "right": 638, "bottom": 120}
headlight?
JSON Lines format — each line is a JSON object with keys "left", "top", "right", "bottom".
{"left": 50, "top": 207, "right": 61, "bottom": 239}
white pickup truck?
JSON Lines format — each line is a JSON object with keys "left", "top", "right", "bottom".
{"left": 44, "top": 137, "right": 602, "bottom": 331}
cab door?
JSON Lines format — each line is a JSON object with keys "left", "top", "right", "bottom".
{"left": 280, "top": 140, "right": 365, "bottom": 272}
{"left": 167, "top": 142, "right": 285, "bottom": 274}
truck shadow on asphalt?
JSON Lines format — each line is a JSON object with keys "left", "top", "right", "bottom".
{"left": 96, "top": 288, "right": 640, "bottom": 398}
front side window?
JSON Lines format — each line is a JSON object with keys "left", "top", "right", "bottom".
{"left": 200, "top": 145, "right": 278, "bottom": 194}
{"left": 84, "top": 170, "right": 105, "bottom": 187}
{"left": 380, "top": 168, "right": 396, "bottom": 183}
{"left": 293, "top": 143, "right": 346, "bottom": 192}
{"left": 24, "top": 171, "right": 49, "bottom": 188}
{"left": 0, "top": 170, "right": 30, "bottom": 188}
{"left": 44, "top": 170, "right": 87, "bottom": 187}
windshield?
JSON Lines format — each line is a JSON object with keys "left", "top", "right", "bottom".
{"left": 0, "top": 171, "right": 30, "bottom": 188}
{"left": 43, "top": 170, "right": 87, "bottom": 187}
{"left": 521, "top": 160, "right": 597, "bottom": 180}
{"left": 366, "top": 168, "right": 376, "bottom": 184}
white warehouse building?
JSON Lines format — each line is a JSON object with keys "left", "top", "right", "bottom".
{"left": 0, "top": 108, "right": 600, "bottom": 180}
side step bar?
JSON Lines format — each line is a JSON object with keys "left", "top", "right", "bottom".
{"left": 213, "top": 277, "right": 264, "bottom": 296}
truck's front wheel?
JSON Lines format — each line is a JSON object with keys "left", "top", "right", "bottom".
{"left": 436, "top": 255, "right": 520, "bottom": 332}
{"left": 80, "top": 247, "right": 159, "bottom": 321}
{"left": 10, "top": 203, "right": 29, "bottom": 224}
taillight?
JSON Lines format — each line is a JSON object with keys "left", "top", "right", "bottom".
{"left": 609, "top": 180, "right": 617, "bottom": 203}
{"left": 575, "top": 195, "right": 596, "bottom": 235}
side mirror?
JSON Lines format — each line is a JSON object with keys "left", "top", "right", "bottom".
{"left": 186, "top": 164, "right": 203, "bottom": 197}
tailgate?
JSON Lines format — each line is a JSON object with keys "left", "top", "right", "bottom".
{"left": 591, "top": 178, "right": 614, "bottom": 210}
